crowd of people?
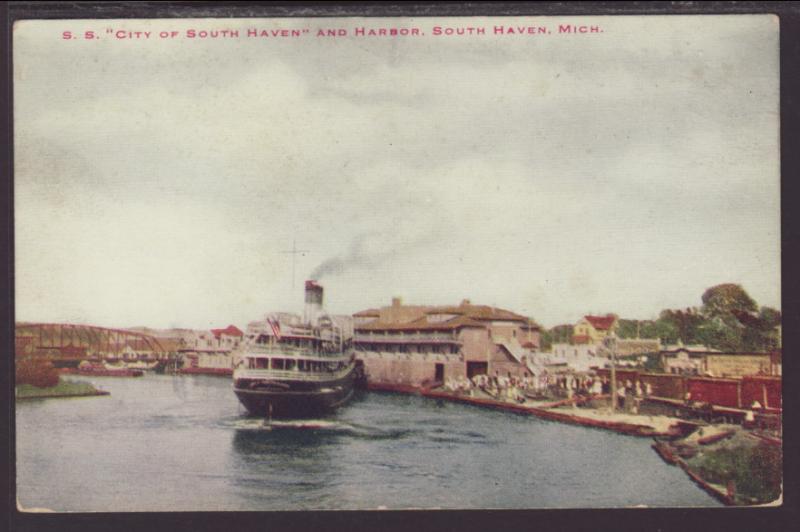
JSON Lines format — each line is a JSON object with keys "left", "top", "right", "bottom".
{"left": 443, "top": 373, "right": 541, "bottom": 403}
{"left": 442, "top": 371, "right": 654, "bottom": 411}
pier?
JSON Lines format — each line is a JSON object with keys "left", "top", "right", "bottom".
{"left": 368, "top": 382, "right": 690, "bottom": 438}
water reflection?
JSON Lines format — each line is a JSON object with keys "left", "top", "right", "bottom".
{"left": 232, "top": 422, "right": 334, "bottom": 456}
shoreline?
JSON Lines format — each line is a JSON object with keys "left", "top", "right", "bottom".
{"left": 16, "top": 390, "right": 111, "bottom": 401}
{"left": 16, "top": 380, "right": 110, "bottom": 401}
{"left": 652, "top": 440, "right": 735, "bottom": 505}
{"left": 651, "top": 426, "right": 782, "bottom": 506}
{"left": 367, "top": 382, "right": 687, "bottom": 438}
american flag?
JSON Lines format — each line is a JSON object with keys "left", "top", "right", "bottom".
{"left": 267, "top": 317, "right": 281, "bottom": 339}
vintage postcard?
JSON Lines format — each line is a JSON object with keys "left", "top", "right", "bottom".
{"left": 13, "top": 13, "right": 781, "bottom": 512}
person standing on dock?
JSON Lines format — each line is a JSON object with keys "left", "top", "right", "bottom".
{"left": 617, "top": 384, "right": 626, "bottom": 410}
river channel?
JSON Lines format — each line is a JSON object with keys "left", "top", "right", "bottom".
{"left": 16, "top": 374, "right": 720, "bottom": 511}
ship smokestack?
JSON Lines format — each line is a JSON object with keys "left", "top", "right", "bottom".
{"left": 304, "top": 280, "right": 324, "bottom": 323}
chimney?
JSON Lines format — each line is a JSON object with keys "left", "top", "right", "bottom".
{"left": 304, "top": 280, "right": 324, "bottom": 323}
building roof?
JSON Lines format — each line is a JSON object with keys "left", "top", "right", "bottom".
{"left": 583, "top": 315, "right": 617, "bottom": 331}
{"left": 356, "top": 313, "right": 487, "bottom": 332}
{"left": 520, "top": 319, "right": 541, "bottom": 330}
{"left": 425, "top": 303, "right": 528, "bottom": 322}
{"left": 211, "top": 325, "right": 244, "bottom": 338}
{"left": 353, "top": 297, "right": 536, "bottom": 333}
{"left": 352, "top": 296, "right": 535, "bottom": 333}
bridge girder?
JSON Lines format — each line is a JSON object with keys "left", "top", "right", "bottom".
{"left": 15, "top": 323, "right": 167, "bottom": 355}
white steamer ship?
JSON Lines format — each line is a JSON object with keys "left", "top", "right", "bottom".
{"left": 233, "top": 281, "right": 358, "bottom": 418}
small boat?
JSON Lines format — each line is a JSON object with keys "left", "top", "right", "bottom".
{"left": 61, "top": 361, "right": 143, "bottom": 377}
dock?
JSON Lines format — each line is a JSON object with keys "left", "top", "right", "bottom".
{"left": 369, "top": 382, "right": 689, "bottom": 438}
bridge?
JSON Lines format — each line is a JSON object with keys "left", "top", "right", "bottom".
{"left": 15, "top": 323, "right": 169, "bottom": 362}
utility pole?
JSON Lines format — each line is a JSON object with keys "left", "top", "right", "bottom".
{"left": 605, "top": 331, "right": 618, "bottom": 412}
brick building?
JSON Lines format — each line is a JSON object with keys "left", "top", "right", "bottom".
{"left": 354, "top": 298, "right": 540, "bottom": 387}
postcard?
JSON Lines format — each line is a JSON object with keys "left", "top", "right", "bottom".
{"left": 13, "top": 13, "right": 781, "bottom": 512}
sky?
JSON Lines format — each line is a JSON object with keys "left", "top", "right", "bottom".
{"left": 13, "top": 15, "right": 780, "bottom": 329}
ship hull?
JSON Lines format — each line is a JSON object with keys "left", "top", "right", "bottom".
{"left": 234, "top": 366, "right": 356, "bottom": 418}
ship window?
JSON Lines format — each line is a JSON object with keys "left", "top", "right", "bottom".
{"left": 255, "top": 358, "right": 268, "bottom": 369}
{"left": 286, "top": 359, "right": 296, "bottom": 371}
{"left": 271, "top": 358, "right": 285, "bottom": 370}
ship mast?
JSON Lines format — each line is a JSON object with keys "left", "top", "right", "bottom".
{"left": 281, "top": 239, "right": 309, "bottom": 289}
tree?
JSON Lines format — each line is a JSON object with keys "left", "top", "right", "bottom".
{"left": 16, "top": 354, "right": 60, "bottom": 388}
{"left": 617, "top": 319, "right": 639, "bottom": 339}
{"left": 701, "top": 284, "right": 757, "bottom": 320}
{"left": 540, "top": 329, "right": 553, "bottom": 351}
{"left": 737, "top": 306, "right": 782, "bottom": 351}
{"left": 695, "top": 319, "right": 743, "bottom": 351}
{"left": 645, "top": 316, "right": 680, "bottom": 345}
{"left": 659, "top": 308, "right": 705, "bottom": 345}
{"left": 550, "top": 324, "right": 574, "bottom": 344}
{"left": 759, "top": 307, "right": 782, "bottom": 331}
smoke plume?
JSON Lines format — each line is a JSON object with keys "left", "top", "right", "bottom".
{"left": 310, "top": 230, "right": 436, "bottom": 280}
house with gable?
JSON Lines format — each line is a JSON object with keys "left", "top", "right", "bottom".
{"left": 573, "top": 314, "right": 618, "bottom": 345}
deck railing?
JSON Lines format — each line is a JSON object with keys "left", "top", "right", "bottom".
{"left": 243, "top": 344, "right": 350, "bottom": 359}
{"left": 234, "top": 366, "right": 353, "bottom": 382}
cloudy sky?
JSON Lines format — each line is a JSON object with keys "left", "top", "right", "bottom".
{"left": 14, "top": 15, "right": 780, "bottom": 329}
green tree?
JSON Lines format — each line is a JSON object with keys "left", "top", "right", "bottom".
{"left": 737, "top": 306, "right": 782, "bottom": 351}
{"left": 617, "top": 319, "right": 639, "bottom": 339}
{"left": 758, "top": 307, "right": 782, "bottom": 350}
{"left": 540, "top": 329, "right": 553, "bottom": 351}
{"left": 659, "top": 308, "right": 705, "bottom": 345}
{"left": 645, "top": 317, "right": 679, "bottom": 344}
{"left": 759, "top": 307, "right": 782, "bottom": 329}
{"left": 695, "top": 319, "right": 743, "bottom": 351}
{"left": 550, "top": 324, "right": 574, "bottom": 344}
{"left": 701, "top": 283, "right": 757, "bottom": 319}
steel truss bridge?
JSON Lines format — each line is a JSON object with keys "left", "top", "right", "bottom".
{"left": 15, "top": 323, "right": 168, "bottom": 359}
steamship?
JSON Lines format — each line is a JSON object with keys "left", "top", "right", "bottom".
{"left": 233, "top": 281, "right": 359, "bottom": 418}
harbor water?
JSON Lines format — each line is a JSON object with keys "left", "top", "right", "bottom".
{"left": 16, "top": 374, "right": 720, "bottom": 511}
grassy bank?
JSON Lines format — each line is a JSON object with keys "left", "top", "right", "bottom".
{"left": 655, "top": 426, "right": 782, "bottom": 505}
{"left": 16, "top": 379, "right": 109, "bottom": 400}
{"left": 688, "top": 439, "right": 782, "bottom": 504}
